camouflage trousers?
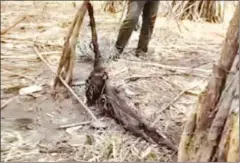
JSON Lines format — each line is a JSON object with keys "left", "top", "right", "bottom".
{"left": 115, "top": 0, "right": 160, "bottom": 54}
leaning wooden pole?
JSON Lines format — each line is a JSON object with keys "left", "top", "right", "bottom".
{"left": 178, "top": 5, "right": 239, "bottom": 162}
{"left": 53, "top": 1, "right": 89, "bottom": 88}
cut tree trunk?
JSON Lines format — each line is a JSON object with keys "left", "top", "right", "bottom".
{"left": 171, "top": 0, "right": 225, "bottom": 23}
{"left": 178, "top": 5, "right": 239, "bottom": 162}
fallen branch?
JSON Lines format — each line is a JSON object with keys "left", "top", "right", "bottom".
{"left": 124, "top": 74, "right": 168, "bottom": 82}
{"left": 118, "top": 59, "right": 211, "bottom": 75}
{"left": 34, "top": 46, "right": 97, "bottom": 121}
{"left": 1, "top": 97, "right": 16, "bottom": 110}
{"left": 124, "top": 72, "right": 208, "bottom": 83}
{"left": 1, "top": 15, "right": 27, "bottom": 35}
{"left": 1, "top": 55, "right": 39, "bottom": 60}
{"left": 2, "top": 69, "right": 37, "bottom": 83}
{"left": 58, "top": 121, "right": 92, "bottom": 129}
{"left": 185, "top": 90, "right": 200, "bottom": 96}
{"left": 1, "top": 36, "right": 62, "bottom": 48}
{"left": 125, "top": 74, "right": 207, "bottom": 82}
{"left": 151, "top": 84, "right": 198, "bottom": 127}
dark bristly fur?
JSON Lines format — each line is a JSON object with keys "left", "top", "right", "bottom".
{"left": 84, "top": 2, "right": 177, "bottom": 151}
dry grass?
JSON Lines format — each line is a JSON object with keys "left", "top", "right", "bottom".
{"left": 0, "top": 1, "right": 235, "bottom": 162}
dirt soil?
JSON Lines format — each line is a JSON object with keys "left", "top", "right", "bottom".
{"left": 1, "top": 1, "right": 232, "bottom": 162}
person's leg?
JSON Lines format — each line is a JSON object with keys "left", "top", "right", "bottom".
{"left": 136, "top": 1, "right": 159, "bottom": 56}
{"left": 115, "top": 1, "right": 146, "bottom": 55}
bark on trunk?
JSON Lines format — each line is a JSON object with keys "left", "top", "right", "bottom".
{"left": 178, "top": 5, "right": 239, "bottom": 162}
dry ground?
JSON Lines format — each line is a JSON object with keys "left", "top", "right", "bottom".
{"left": 0, "top": 1, "right": 234, "bottom": 162}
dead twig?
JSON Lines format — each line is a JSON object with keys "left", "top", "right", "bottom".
{"left": 32, "top": 40, "right": 63, "bottom": 48}
{"left": 185, "top": 90, "right": 200, "bottom": 96}
{"left": 72, "top": 81, "right": 85, "bottom": 86}
{"left": 1, "top": 16, "right": 27, "bottom": 35}
{"left": 1, "top": 97, "right": 16, "bottom": 110}
{"left": 118, "top": 59, "right": 211, "bottom": 74}
{"left": 58, "top": 121, "right": 92, "bottom": 129}
{"left": 2, "top": 69, "right": 38, "bottom": 83}
{"left": 151, "top": 84, "right": 198, "bottom": 127}
{"left": 0, "top": 51, "right": 61, "bottom": 60}
{"left": 125, "top": 74, "right": 180, "bottom": 90}
{"left": 124, "top": 72, "right": 208, "bottom": 82}
{"left": 124, "top": 75, "right": 164, "bottom": 82}
{"left": 34, "top": 46, "right": 97, "bottom": 121}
